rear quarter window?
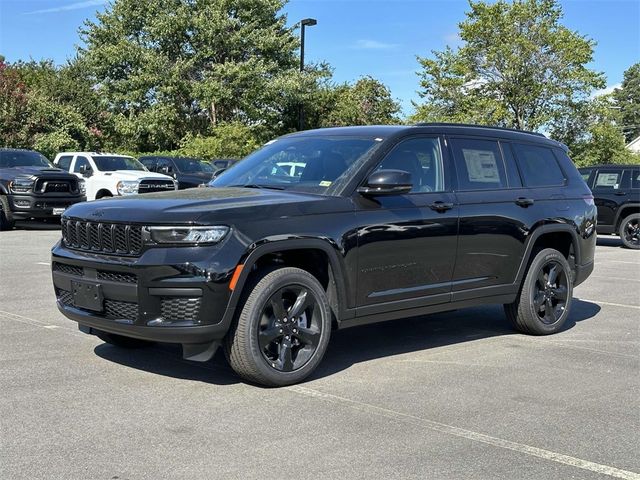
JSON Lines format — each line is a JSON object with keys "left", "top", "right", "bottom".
{"left": 512, "top": 143, "right": 565, "bottom": 187}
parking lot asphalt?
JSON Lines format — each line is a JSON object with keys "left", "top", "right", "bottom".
{"left": 1, "top": 222, "right": 638, "bottom": 480}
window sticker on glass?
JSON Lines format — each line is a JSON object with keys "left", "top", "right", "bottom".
{"left": 462, "top": 149, "right": 499, "bottom": 182}
{"left": 319, "top": 180, "right": 332, "bottom": 187}
{"left": 595, "top": 173, "right": 620, "bottom": 188}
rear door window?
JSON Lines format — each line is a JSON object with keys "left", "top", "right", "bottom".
{"left": 593, "top": 170, "right": 624, "bottom": 191}
{"left": 450, "top": 138, "right": 506, "bottom": 191}
{"left": 56, "top": 155, "right": 73, "bottom": 171}
{"left": 512, "top": 143, "right": 565, "bottom": 187}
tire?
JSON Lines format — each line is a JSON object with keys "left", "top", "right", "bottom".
{"left": 0, "top": 196, "right": 15, "bottom": 231}
{"left": 224, "top": 267, "right": 332, "bottom": 387}
{"left": 96, "top": 190, "right": 113, "bottom": 200}
{"left": 504, "top": 248, "right": 573, "bottom": 335}
{"left": 95, "top": 331, "right": 154, "bottom": 349}
{"left": 618, "top": 213, "right": 640, "bottom": 249}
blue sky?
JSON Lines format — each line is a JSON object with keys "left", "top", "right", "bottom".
{"left": 1, "top": 0, "right": 638, "bottom": 114}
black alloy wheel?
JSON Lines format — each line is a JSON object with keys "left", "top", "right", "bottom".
{"left": 620, "top": 214, "right": 640, "bottom": 249}
{"left": 225, "top": 267, "right": 332, "bottom": 386}
{"left": 504, "top": 248, "right": 573, "bottom": 335}
{"left": 532, "top": 260, "right": 569, "bottom": 325}
{"left": 258, "top": 285, "right": 322, "bottom": 372}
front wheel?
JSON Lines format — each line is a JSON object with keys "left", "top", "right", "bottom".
{"left": 224, "top": 267, "right": 332, "bottom": 387}
{"left": 619, "top": 213, "right": 640, "bottom": 249}
{"left": 505, "top": 248, "right": 573, "bottom": 335}
{"left": 0, "top": 196, "right": 15, "bottom": 231}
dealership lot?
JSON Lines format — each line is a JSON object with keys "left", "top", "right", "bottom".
{"left": 1, "top": 225, "right": 638, "bottom": 480}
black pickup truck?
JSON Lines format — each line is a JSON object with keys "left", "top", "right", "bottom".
{"left": 0, "top": 148, "right": 86, "bottom": 230}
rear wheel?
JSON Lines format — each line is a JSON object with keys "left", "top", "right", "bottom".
{"left": 505, "top": 248, "right": 573, "bottom": 335}
{"left": 225, "top": 267, "right": 332, "bottom": 387}
{"left": 95, "top": 331, "right": 154, "bottom": 349}
{"left": 619, "top": 213, "right": 640, "bottom": 249}
{"left": 0, "top": 196, "right": 15, "bottom": 231}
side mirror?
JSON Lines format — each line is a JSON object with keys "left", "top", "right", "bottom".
{"left": 79, "top": 165, "right": 92, "bottom": 177}
{"left": 357, "top": 169, "right": 412, "bottom": 196}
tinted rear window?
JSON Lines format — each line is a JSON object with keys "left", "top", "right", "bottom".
{"left": 512, "top": 143, "right": 565, "bottom": 187}
{"left": 450, "top": 138, "right": 507, "bottom": 191}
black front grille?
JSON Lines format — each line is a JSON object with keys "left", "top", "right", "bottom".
{"left": 138, "top": 179, "right": 175, "bottom": 194}
{"left": 104, "top": 299, "right": 139, "bottom": 320}
{"left": 53, "top": 262, "right": 83, "bottom": 277}
{"left": 56, "top": 288, "right": 138, "bottom": 321}
{"left": 61, "top": 218, "right": 143, "bottom": 256}
{"left": 35, "top": 178, "right": 76, "bottom": 193}
{"left": 160, "top": 297, "right": 201, "bottom": 322}
{"left": 97, "top": 270, "right": 137, "bottom": 284}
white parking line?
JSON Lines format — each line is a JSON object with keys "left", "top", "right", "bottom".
{"left": 35, "top": 262, "right": 50, "bottom": 266}
{"left": 287, "top": 385, "right": 640, "bottom": 480}
{"left": 579, "top": 300, "right": 640, "bottom": 310}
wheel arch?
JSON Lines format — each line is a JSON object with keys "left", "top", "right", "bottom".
{"left": 222, "top": 238, "right": 352, "bottom": 327}
{"left": 614, "top": 204, "right": 640, "bottom": 230}
{"left": 95, "top": 188, "right": 114, "bottom": 199}
{"left": 514, "top": 224, "right": 582, "bottom": 287}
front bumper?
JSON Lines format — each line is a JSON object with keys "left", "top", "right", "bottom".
{"left": 8, "top": 193, "right": 85, "bottom": 219}
{"left": 51, "top": 241, "right": 236, "bottom": 360}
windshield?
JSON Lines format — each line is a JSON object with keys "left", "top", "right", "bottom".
{"left": 211, "top": 136, "right": 380, "bottom": 195}
{"left": 93, "top": 156, "right": 146, "bottom": 172}
{"left": 0, "top": 150, "right": 52, "bottom": 168}
{"left": 172, "top": 157, "right": 208, "bottom": 173}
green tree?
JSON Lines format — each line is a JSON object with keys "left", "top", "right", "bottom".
{"left": 0, "top": 59, "right": 30, "bottom": 147}
{"left": 562, "top": 95, "right": 640, "bottom": 166}
{"left": 614, "top": 63, "right": 640, "bottom": 143}
{"left": 321, "top": 76, "right": 401, "bottom": 127}
{"left": 79, "top": 0, "right": 314, "bottom": 151}
{"left": 412, "top": 0, "right": 604, "bottom": 132}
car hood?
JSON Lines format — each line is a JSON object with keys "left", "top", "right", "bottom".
{"left": 98, "top": 170, "right": 174, "bottom": 181}
{"left": 0, "top": 166, "right": 77, "bottom": 181}
{"left": 178, "top": 172, "right": 214, "bottom": 183}
{"left": 62, "top": 187, "right": 350, "bottom": 224}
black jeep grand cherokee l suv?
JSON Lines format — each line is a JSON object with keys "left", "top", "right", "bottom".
{"left": 578, "top": 165, "right": 640, "bottom": 249}
{"left": 1, "top": 148, "right": 86, "bottom": 230}
{"left": 52, "top": 124, "right": 596, "bottom": 386}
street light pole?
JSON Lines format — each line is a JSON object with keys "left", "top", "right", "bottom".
{"left": 299, "top": 18, "right": 317, "bottom": 131}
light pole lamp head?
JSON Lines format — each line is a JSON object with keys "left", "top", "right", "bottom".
{"left": 301, "top": 18, "right": 317, "bottom": 27}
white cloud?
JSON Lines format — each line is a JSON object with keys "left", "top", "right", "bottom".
{"left": 353, "top": 39, "right": 399, "bottom": 50}
{"left": 25, "top": 0, "right": 106, "bottom": 15}
{"left": 592, "top": 83, "right": 622, "bottom": 98}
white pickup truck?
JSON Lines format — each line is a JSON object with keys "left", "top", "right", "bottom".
{"left": 53, "top": 152, "right": 176, "bottom": 201}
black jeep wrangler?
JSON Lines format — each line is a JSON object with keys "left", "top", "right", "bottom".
{"left": 51, "top": 124, "right": 596, "bottom": 386}
{"left": 1, "top": 148, "right": 86, "bottom": 230}
{"left": 578, "top": 165, "right": 640, "bottom": 249}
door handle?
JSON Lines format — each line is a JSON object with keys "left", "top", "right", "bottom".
{"left": 614, "top": 191, "right": 627, "bottom": 196}
{"left": 515, "top": 197, "right": 535, "bottom": 207}
{"left": 429, "top": 201, "right": 454, "bottom": 212}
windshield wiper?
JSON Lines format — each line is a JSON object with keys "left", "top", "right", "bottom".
{"left": 230, "top": 183, "right": 286, "bottom": 190}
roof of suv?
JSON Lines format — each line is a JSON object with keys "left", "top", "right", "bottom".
{"left": 56, "top": 152, "right": 132, "bottom": 157}
{"left": 578, "top": 164, "right": 640, "bottom": 169}
{"left": 290, "top": 123, "right": 567, "bottom": 151}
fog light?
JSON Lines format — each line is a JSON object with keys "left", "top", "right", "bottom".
{"left": 14, "top": 200, "right": 30, "bottom": 207}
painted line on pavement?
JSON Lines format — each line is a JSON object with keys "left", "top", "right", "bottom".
{"left": 287, "top": 385, "right": 640, "bottom": 480}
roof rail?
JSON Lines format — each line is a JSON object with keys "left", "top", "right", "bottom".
{"left": 414, "top": 122, "right": 547, "bottom": 138}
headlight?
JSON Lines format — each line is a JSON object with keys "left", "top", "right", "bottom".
{"left": 145, "top": 226, "right": 229, "bottom": 245}
{"left": 117, "top": 180, "right": 139, "bottom": 195}
{"left": 9, "top": 178, "right": 34, "bottom": 193}
{"left": 78, "top": 180, "right": 87, "bottom": 195}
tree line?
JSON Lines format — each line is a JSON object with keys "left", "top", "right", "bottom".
{"left": 1, "top": 0, "right": 638, "bottom": 166}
